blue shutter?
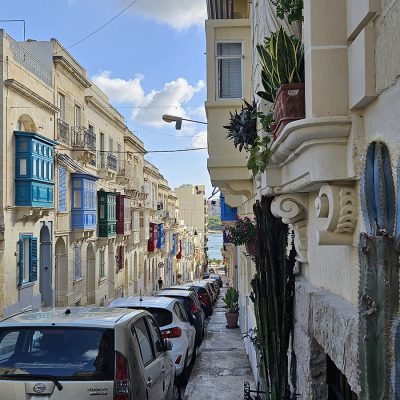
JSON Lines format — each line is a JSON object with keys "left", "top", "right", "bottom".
{"left": 58, "top": 166, "right": 66, "bottom": 211}
{"left": 17, "top": 239, "right": 24, "bottom": 286}
{"left": 30, "top": 237, "right": 38, "bottom": 282}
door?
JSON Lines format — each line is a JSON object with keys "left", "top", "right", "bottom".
{"left": 174, "top": 303, "right": 195, "bottom": 361}
{"left": 147, "top": 316, "right": 174, "bottom": 399}
{"left": 40, "top": 225, "right": 53, "bottom": 307}
{"left": 133, "top": 317, "right": 164, "bottom": 400}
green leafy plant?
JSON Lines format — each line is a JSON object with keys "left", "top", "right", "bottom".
{"left": 256, "top": 27, "right": 304, "bottom": 103}
{"left": 223, "top": 287, "right": 239, "bottom": 313}
{"left": 224, "top": 100, "right": 258, "bottom": 151}
{"left": 270, "top": 0, "right": 303, "bottom": 23}
{"left": 225, "top": 216, "right": 257, "bottom": 246}
{"left": 247, "top": 135, "right": 272, "bottom": 176}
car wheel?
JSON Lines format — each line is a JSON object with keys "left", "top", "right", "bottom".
{"left": 172, "top": 379, "right": 181, "bottom": 400}
{"left": 191, "top": 345, "right": 197, "bottom": 364}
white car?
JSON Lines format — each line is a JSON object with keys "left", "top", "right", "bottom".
{"left": 108, "top": 296, "right": 196, "bottom": 383}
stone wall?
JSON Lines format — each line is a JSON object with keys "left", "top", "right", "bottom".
{"left": 376, "top": 0, "right": 400, "bottom": 94}
{"left": 292, "top": 277, "right": 359, "bottom": 398}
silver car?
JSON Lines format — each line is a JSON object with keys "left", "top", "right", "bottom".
{"left": 108, "top": 296, "right": 196, "bottom": 383}
{"left": 0, "top": 307, "right": 180, "bottom": 400}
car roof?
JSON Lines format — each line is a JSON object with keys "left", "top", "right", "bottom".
{"left": 163, "top": 285, "right": 194, "bottom": 290}
{"left": 107, "top": 296, "right": 177, "bottom": 309}
{"left": 0, "top": 307, "right": 144, "bottom": 328}
{"left": 157, "top": 290, "right": 194, "bottom": 298}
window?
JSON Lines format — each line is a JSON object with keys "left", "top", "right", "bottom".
{"left": 58, "top": 92, "right": 66, "bottom": 121}
{"left": 216, "top": 42, "right": 243, "bottom": 99}
{"left": 99, "top": 249, "right": 105, "bottom": 279}
{"left": 0, "top": 327, "right": 114, "bottom": 381}
{"left": 17, "top": 235, "right": 37, "bottom": 286}
{"left": 58, "top": 166, "right": 67, "bottom": 211}
{"left": 147, "top": 317, "right": 164, "bottom": 357}
{"left": 19, "top": 159, "right": 27, "bottom": 176}
{"left": 133, "top": 318, "right": 154, "bottom": 365}
{"left": 74, "top": 244, "right": 82, "bottom": 280}
{"left": 74, "top": 104, "right": 81, "bottom": 127}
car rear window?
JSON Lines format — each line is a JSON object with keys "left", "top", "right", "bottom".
{"left": 0, "top": 327, "right": 114, "bottom": 381}
{"left": 145, "top": 308, "right": 173, "bottom": 327}
{"left": 191, "top": 286, "right": 207, "bottom": 294}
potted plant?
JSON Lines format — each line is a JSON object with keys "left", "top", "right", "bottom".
{"left": 223, "top": 287, "right": 239, "bottom": 328}
{"left": 257, "top": 27, "right": 304, "bottom": 139}
{"left": 225, "top": 216, "right": 257, "bottom": 257}
{"left": 224, "top": 100, "right": 258, "bottom": 151}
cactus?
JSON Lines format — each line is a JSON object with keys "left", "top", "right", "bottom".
{"left": 251, "top": 196, "right": 296, "bottom": 399}
{"left": 358, "top": 233, "right": 399, "bottom": 400}
{"left": 359, "top": 141, "right": 399, "bottom": 399}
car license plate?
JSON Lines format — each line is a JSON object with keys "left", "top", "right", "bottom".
{"left": 31, "top": 397, "right": 49, "bottom": 400}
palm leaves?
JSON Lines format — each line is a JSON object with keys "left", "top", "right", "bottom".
{"left": 257, "top": 27, "right": 304, "bottom": 103}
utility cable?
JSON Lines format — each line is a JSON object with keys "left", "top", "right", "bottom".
{"left": 66, "top": 0, "right": 140, "bottom": 50}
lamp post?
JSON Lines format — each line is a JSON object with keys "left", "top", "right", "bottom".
{"left": 161, "top": 114, "right": 207, "bottom": 130}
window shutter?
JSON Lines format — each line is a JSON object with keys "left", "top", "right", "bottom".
{"left": 30, "top": 237, "right": 38, "bottom": 282}
{"left": 17, "top": 239, "right": 24, "bottom": 286}
{"left": 58, "top": 166, "right": 66, "bottom": 211}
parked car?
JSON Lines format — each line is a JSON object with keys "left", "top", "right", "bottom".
{"left": 187, "top": 283, "right": 213, "bottom": 317}
{"left": 156, "top": 289, "right": 205, "bottom": 346}
{"left": 201, "top": 280, "right": 218, "bottom": 302}
{"left": 202, "top": 272, "right": 210, "bottom": 279}
{"left": 162, "top": 284, "right": 212, "bottom": 319}
{"left": 210, "top": 274, "right": 223, "bottom": 288}
{"left": 204, "top": 278, "right": 220, "bottom": 295}
{"left": 108, "top": 296, "right": 196, "bottom": 382}
{"left": 0, "top": 307, "right": 179, "bottom": 400}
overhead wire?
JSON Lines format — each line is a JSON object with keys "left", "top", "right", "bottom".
{"left": 65, "top": 0, "right": 141, "bottom": 50}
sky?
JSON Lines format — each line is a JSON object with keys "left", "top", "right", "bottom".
{"left": 1, "top": 0, "right": 213, "bottom": 195}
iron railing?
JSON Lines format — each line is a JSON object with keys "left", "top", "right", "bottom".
{"left": 71, "top": 126, "right": 96, "bottom": 151}
{"left": 107, "top": 153, "right": 117, "bottom": 170}
{"left": 57, "top": 118, "right": 70, "bottom": 145}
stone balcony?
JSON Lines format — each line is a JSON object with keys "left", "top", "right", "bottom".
{"left": 263, "top": 116, "right": 353, "bottom": 194}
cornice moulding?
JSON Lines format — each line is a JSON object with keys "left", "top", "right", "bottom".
{"left": 5, "top": 79, "right": 59, "bottom": 114}
{"left": 53, "top": 56, "right": 91, "bottom": 88}
{"left": 270, "top": 117, "right": 352, "bottom": 165}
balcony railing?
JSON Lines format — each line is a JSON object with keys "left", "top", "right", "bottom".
{"left": 57, "top": 118, "right": 70, "bottom": 145}
{"left": 117, "top": 160, "right": 134, "bottom": 179}
{"left": 71, "top": 126, "right": 96, "bottom": 151}
{"left": 98, "top": 152, "right": 117, "bottom": 171}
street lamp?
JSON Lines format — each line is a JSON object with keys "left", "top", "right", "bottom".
{"left": 162, "top": 114, "right": 207, "bottom": 130}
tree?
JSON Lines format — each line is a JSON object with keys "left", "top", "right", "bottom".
{"left": 208, "top": 216, "right": 222, "bottom": 231}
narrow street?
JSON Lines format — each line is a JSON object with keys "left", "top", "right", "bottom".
{"left": 184, "top": 287, "right": 255, "bottom": 400}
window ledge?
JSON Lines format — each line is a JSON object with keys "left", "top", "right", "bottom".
{"left": 19, "top": 281, "right": 34, "bottom": 289}
{"left": 73, "top": 277, "right": 84, "bottom": 284}
{"left": 99, "top": 277, "right": 106, "bottom": 284}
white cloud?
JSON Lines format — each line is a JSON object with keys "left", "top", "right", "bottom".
{"left": 191, "top": 130, "right": 207, "bottom": 148}
{"left": 92, "top": 71, "right": 205, "bottom": 128}
{"left": 121, "top": 0, "right": 206, "bottom": 30}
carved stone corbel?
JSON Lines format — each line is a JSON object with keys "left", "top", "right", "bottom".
{"left": 271, "top": 194, "right": 308, "bottom": 224}
{"left": 271, "top": 194, "right": 309, "bottom": 262}
{"left": 315, "top": 185, "right": 357, "bottom": 245}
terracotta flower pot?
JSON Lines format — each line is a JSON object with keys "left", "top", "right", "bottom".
{"left": 225, "top": 312, "right": 239, "bottom": 328}
{"left": 245, "top": 240, "right": 257, "bottom": 257}
{"left": 272, "top": 83, "right": 305, "bottom": 139}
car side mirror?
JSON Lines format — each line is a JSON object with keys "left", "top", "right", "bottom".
{"left": 164, "top": 338, "right": 173, "bottom": 351}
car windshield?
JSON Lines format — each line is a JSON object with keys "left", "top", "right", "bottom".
{"left": 145, "top": 308, "right": 173, "bottom": 327}
{"left": 0, "top": 327, "right": 114, "bottom": 381}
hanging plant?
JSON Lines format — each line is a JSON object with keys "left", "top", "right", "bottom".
{"left": 224, "top": 100, "right": 258, "bottom": 152}
{"left": 225, "top": 216, "right": 257, "bottom": 247}
{"left": 270, "top": 0, "right": 303, "bottom": 23}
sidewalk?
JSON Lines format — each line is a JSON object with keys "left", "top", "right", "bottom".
{"left": 184, "top": 287, "right": 255, "bottom": 399}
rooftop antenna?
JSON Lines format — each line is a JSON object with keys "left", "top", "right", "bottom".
{"left": 139, "top": 290, "right": 143, "bottom": 302}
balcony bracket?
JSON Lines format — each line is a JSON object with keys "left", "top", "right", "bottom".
{"left": 271, "top": 194, "right": 309, "bottom": 263}
{"left": 315, "top": 184, "right": 357, "bottom": 246}
{"left": 10, "top": 207, "right": 52, "bottom": 223}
